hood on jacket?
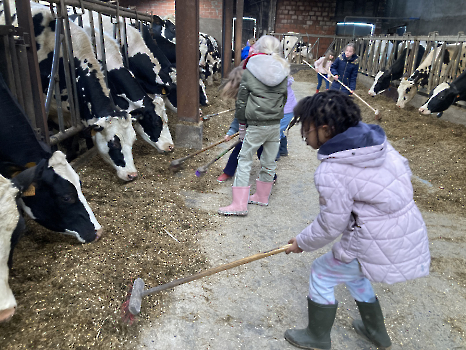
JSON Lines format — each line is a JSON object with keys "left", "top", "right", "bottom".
{"left": 246, "top": 54, "right": 289, "bottom": 87}
{"left": 317, "top": 122, "right": 387, "bottom": 168}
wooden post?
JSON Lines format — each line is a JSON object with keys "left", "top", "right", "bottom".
{"left": 234, "top": 0, "right": 243, "bottom": 67}
{"left": 175, "top": 0, "right": 200, "bottom": 123}
{"left": 268, "top": 0, "right": 277, "bottom": 33}
{"left": 222, "top": 0, "right": 234, "bottom": 78}
{"left": 174, "top": 0, "right": 203, "bottom": 149}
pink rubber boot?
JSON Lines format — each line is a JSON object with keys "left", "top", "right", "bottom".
{"left": 249, "top": 180, "right": 274, "bottom": 206}
{"left": 218, "top": 186, "right": 250, "bottom": 216}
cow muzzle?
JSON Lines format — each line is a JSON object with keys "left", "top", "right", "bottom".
{"left": 0, "top": 307, "right": 15, "bottom": 323}
{"left": 94, "top": 228, "right": 104, "bottom": 241}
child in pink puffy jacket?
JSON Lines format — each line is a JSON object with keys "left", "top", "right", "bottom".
{"left": 314, "top": 50, "right": 335, "bottom": 93}
{"left": 284, "top": 90, "right": 430, "bottom": 350}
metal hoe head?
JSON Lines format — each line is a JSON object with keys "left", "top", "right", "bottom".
{"left": 128, "top": 278, "right": 145, "bottom": 316}
{"left": 195, "top": 165, "right": 208, "bottom": 177}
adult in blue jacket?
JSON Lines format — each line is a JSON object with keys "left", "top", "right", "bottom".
{"left": 330, "top": 43, "right": 359, "bottom": 95}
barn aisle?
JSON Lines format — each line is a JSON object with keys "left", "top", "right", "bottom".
{"left": 138, "top": 80, "right": 466, "bottom": 349}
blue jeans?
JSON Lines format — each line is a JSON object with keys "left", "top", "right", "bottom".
{"left": 317, "top": 74, "right": 329, "bottom": 90}
{"left": 280, "top": 112, "right": 294, "bottom": 139}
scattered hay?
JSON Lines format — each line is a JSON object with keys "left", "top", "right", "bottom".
{"left": 2, "top": 66, "right": 464, "bottom": 348}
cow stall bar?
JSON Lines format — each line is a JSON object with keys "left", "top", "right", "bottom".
{"left": 0, "top": 0, "right": 49, "bottom": 144}
{"left": 357, "top": 32, "right": 466, "bottom": 86}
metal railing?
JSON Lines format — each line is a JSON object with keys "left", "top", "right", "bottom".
{"left": 0, "top": 0, "right": 152, "bottom": 146}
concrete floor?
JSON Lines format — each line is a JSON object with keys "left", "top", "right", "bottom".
{"left": 137, "top": 77, "right": 466, "bottom": 350}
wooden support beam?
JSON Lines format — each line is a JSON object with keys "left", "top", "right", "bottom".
{"left": 222, "top": 0, "right": 234, "bottom": 78}
{"left": 234, "top": 0, "right": 243, "bottom": 67}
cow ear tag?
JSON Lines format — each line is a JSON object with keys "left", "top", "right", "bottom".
{"left": 91, "top": 128, "right": 97, "bottom": 137}
{"left": 22, "top": 184, "right": 36, "bottom": 197}
{"left": 162, "top": 88, "right": 166, "bottom": 95}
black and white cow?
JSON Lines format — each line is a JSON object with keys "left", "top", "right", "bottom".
{"left": 1, "top": 2, "right": 139, "bottom": 181}
{"left": 0, "top": 71, "right": 102, "bottom": 246}
{"left": 368, "top": 46, "right": 425, "bottom": 96}
{"left": 419, "top": 69, "right": 466, "bottom": 116}
{"left": 199, "top": 32, "right": 221, "bottom": 85}
{"left": 396, "top": 43, "right": 465, "bottom": 108}
{"left": 81, "top": 27, "right": 174, "bottom": 152}
{"left": 0, "top": 174, "right": 20, "bottom": 323}
{"left": 280, "top": 34, "right": 310, "bottom": 62}
{"left": 0, "top": 172, "right": 32, "bottom": 322}
{"left": 151, "top": 14, "right": 177, "bottom": 63}
{"left": 80, "top": 12, "right": 178, "bottom": 107}
{"left": 148, "top": 15, "right": 210, "bottom": 107}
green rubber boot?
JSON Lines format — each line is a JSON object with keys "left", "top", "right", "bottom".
{"left": 352, "top": 299, "right": 392, "bottom": 349}
{"left": 284, "top": 297, "right": 338, "bottom": 350}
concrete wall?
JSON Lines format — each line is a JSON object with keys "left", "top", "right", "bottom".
{"left": 383, "top": 0, "right": 466, "bottom": 36}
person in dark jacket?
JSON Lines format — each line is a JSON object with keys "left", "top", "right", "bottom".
{"left": 330, "top": 43, "right": 359, "bottom": 95}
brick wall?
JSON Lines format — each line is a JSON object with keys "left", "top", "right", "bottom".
{"left": 118, "top": 0, "right": 221, "bottom": 19}
{"left": 274, "top": 0, "right": 337, "bottom": 57}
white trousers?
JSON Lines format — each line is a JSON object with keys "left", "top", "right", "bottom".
{"left": 309, "top": 251, "right": 377, "bottom": 305}
{"left": 233, "top": 124, "right": 280, "bottom": 187}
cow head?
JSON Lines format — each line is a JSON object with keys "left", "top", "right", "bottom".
{"left": 368, "top": 71, "right": 388, "bottom": 96}
{"left": 91, "top": 116, "right": 138, "bottom": 181}
{"left": 418, "top": 82, "right": 453, "bottom": 114}
{"left": 152, "top": 15, "right": 176, "bottom": 44}
{"left": 132, "top": 96, "right": 174, "bottom": 152}
{"left": 19, "top": 151, "right": 102, "bottom": 243}
{"left": 396, "top": 78, "right": 418, "bottom": 108}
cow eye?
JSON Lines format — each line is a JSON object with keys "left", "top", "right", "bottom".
{"left": 62, "top": 195, "right": 72, "bottom": 203}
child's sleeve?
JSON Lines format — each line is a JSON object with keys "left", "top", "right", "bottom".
{"left": 349, "top": 60, "right": 359, "bottom": 91}
{"left": 227, "top": 118, "right": 239, "bottom": 136}
{"left": 296, "top": 165, "right": 354, "bottom": 252}
{"left": 315, "top": 57, "right": 323, "bottom": 69}
{"left": 330, "top": 58, "right": 339, "bottom": 76}
{"left": 235, "top": 71, "right": 250, "bottom": 124}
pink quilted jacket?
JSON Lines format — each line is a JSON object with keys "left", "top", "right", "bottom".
{"left": 296, "top": 123, "right": 430, "bottom": 284}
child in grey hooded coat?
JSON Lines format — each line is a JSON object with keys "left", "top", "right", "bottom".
{"left": 218, "top": 35, "right": 290, "bottom": 216}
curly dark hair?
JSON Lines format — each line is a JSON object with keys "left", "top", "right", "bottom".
{"left": 288, "top": 90, "right": 361, "bottom": 139}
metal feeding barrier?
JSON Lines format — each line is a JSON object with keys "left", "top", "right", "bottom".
{"left": 0, "top": 0, "right": 152, "bottom": 147}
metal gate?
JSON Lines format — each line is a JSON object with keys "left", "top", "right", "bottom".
{"left": 0, "top": 0, "right": 152, "bottom": 147}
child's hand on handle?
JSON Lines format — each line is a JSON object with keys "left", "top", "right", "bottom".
{"left": 285, "top": 237, "right": 303, "bottom": 254}
{"left": 224, "top": 134, "right": 232, "bottom": 142}
{"left": 332, "top": 74, "right": 339, "bottom": 81}
{"left": 238, "top": 123, "right": 246, "bottom": 141}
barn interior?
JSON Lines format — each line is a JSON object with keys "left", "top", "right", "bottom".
{"left": 0, "top": 0, "right": 465, "bottom": 349}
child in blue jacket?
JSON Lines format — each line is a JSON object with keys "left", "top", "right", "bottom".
{"left": 330, "top": 43, "right": 359, "bottom": 95}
